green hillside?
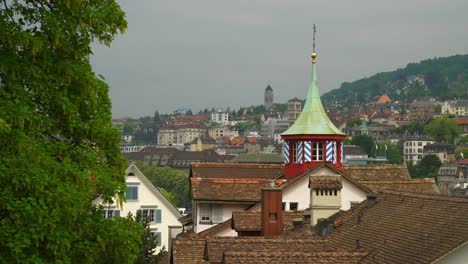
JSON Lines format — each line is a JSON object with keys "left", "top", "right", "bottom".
{"left": 322, "top": 54, "right": 468, "bottom": 106}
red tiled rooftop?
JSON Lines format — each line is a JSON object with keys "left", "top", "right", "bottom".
{"left": 328, "top": 190, "right": 468, "bottom": 263}
{"left": 190, "top": 162, "right": 284, "bottom": 179}
{"left": 190, "top": 177, "right": 283, "bottom": 201}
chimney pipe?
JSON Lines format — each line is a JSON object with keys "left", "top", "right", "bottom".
{"left": 355, "top": 240, "right": 361, "bottom": 251}
{"left": 366, "top": 193, "right": 377, "bottom": 208}
{"left": 261, "top": 184, "right": 283, "bottom": 238}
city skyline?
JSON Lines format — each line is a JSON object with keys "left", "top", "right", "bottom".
{"left": 91, "top": 0, "right": 468, "bottom": 118}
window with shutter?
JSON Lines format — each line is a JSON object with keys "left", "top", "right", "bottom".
{"left": 212, "top": 205, "right": 223, "bottom": 223}
{"left": 155, "top": 232, "right": 161, "bottom": 246}
{"left": 155, "top": 209, "right": 162, "bottom": 223}
{"left": 125, "top": 186, "right": 138, "bottom": 200}
{"left": 200, "top": 204, "right": 211, "bottom": 223}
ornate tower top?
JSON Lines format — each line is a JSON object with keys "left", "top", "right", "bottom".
{"left": 281, "top": 26, "right": 344, "bottom": 136}
{"left": 281, "top": 26, "right": 346, "bottom": 178}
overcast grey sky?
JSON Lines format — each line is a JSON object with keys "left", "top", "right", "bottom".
{"left": 91, "top": 0, "right": 468, "bottom": 118}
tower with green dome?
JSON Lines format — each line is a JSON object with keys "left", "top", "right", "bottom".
{"left": 281, "top": 32, "right": 346, "bottom": 178}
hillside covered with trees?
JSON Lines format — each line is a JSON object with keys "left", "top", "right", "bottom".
{"left": 322, "top": 54, "right": 468, "bottom": 106}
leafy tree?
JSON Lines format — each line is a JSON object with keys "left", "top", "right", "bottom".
{"left": 185, "top": 109, "right": 193, "bottom": 116}
{"left": 408, "top": 154, "right": 442, "bottom": 179}
{"left": 408, "top": 121, "right": 425, "bottom": 134}
{"left": 377, "top": 141, "right": 403, "bottom": 164}
{"left": 0, "top": 1, "right": 143, "bottom": 262}
{"left": 153, "top": 111, "right": 161, "bottom": 125}
{"left": 345, "top": 119, "right": 363, "bottom": 128}
{"left": 136, "top": 162, "right": 190, "bottom": 208}
{"left": 457, "top": 135, "right": 468, "bottom": 145}
{"left": 424, "top": 117, "right": 460, "bottom": 143}
{"left": 124, "top": 124, "right": 135, "bottom": 134}
{"left": 350, "top": 135, "right": 375, "bottom": 156}
{"left": 272, "top": 103, "right": 287, "bottom": 113}
{"left": 134, "top": 211, "right": 158, "bottom": 264}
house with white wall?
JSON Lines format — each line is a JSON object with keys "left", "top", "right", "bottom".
{"left": 96, "top": 163, "right": 182, "bottom": 253}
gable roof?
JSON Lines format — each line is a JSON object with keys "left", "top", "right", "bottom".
{"left": 222, "top": 251, "right": 368, "bottom": 264}
{"left": 126, "top": 147, "right": 232, "bottom": 168}
{"left": 310, "top": 176, "right": 342, "bottom": 190}
{"left": 231, "top": 210, "right": 305, "bottom": 232}
{"left": 328, "top": 190, "right": 468, "bottom": 263}
{"left": 171, "top": 238, "right": 208, "bottom": 264}
{"left": 190, "top": 178, "right": 282, "bottom": 202}
{"left": 343, "top": 165, "right": 410, "bottom": 181}
{"left": 359, "top": 178, "right": 438, "bottom": 193}
{"left": 190, "top": 162, "right": 284, "bottom": 179}
{"left": 206, "top": 237, "right": 335, "bottom": 263}
{"left": 126, "top": 163, "right": 182, "bottom": 218}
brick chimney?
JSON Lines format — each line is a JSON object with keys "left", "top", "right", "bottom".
{"left": 261, "top": 181, "right": 283, "bottom": 237}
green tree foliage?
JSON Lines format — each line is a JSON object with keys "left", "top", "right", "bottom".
{"left": 134, "top": 211, "right": 158, "bottom": 264}
{"left": 345, "top": 119, "right": 363, "bottom": 128}
{"left": 408, "top": 154, "right": 442, "bottom": 179}
{"left": 350, "top": 135, "right": 375, "bottom": 156}
{"left": 424, "top": 117, "right": 460, "bottom": 143}
{"left": 124, "top": 124, "right": 135, "bottom": 134}
{"left": 457, "top": 135, "right": 468, "bottom": 145}
{"left": 322, "top": 55, "right": 468, "bottom": 106}
{"left": 136, "top": 162, "right": 190, "bottom": 208}
{"left": 153, "top": 111, "right": 161, "bottom": 125}
{"left": 376, "top": 141, "right": 403, "bottom": 164}
{"left": 0, "top": 1, "right": 144, "bottom": 262}
{"left": 272, "top": 103, "right": 287, "bottom": 113}
{"left": 93, "top": 215, "right": 143, "bottom": 264}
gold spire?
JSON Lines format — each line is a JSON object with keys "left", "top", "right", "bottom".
{"left": 281, "top": 25, "right": 345, "bottom": 136}
{"left": 312, "top": 24, "right": 317, "bottom": 64}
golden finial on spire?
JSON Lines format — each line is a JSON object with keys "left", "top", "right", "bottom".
{"left": 311, "top": 24, "right": 317, "bottom": 64}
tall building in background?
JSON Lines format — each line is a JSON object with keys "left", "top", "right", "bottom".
{"left": 287, "top": 97, "right": 302, "bottom": 126}
{"left": 264, "top": 85, "right": 273, "bottom": 111}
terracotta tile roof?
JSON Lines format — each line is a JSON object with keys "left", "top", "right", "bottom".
{"left": 310, "top": 176, "right": 342, "bottom": 190}
{"left": 222, "top": 251, "right": 368, "bottom": 264}
{"left": 206, "top": 237, "right": 335, "bottom": 263}
{"left": 231, "top": 211, "right": 305, "bottom": 232}
{"left": 376, "top": 94, "right": 392, "bottom": 104}
{"left": 190, "top": 162, "right": 284, "bottom": 179}
{"left": 454, "top": 118, "right": 468, "bottom": 125}
{"left": 171, "top": 238, "right": 208, "bottom": 264}
{"left": 451, "top": 158, "right": 468, "bottom": 164}
{"left": 190, "top": 178, "right": 282, "bottom": 201}
{"left": 125, "top": 148, "right": 232, "bottom": 167}
{"left": 328, "top": 190, "right": 468, "bottom": 263}
{"left": 178, "top": 213, "right": 193, "bottom": 225}
{"left": 359, "top": 178, "right": 439, "bottom": 193}
{"left": 343, "top": 165, "right": 410, "bottom": 181}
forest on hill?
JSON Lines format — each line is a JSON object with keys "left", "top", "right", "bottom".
{"left": 322, "top": 54, "right": 468, "bottom": 106}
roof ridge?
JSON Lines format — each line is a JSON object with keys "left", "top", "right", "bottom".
{"left": 382, "top": 189, "right": 468, "bottom": 202}
{"left": 360, "top": 178, "right": 435, "bottom": 183}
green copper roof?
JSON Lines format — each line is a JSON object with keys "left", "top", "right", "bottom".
{"left": 282, "top": 57, "right": 345, "bottom": 136}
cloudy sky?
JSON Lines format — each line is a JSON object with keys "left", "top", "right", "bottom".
{"left": 91, "top": 0, "right": 468, "bottom": 118}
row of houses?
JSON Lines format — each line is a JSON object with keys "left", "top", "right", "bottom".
{"left": 169, "top": 53, "right": 468, "bottom": 263}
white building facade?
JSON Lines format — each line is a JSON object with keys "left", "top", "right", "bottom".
{"left": 96, "top": 164, "right": 182, "bottom": 253}
{"left": 211, "top": 110, "right": 229, "bottom": 125}
{"left": 403, "top": 136, "right": 435, "bottom": 164}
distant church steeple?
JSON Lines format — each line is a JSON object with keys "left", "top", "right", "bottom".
{"left": 264, "top": 85, "right": 273, "bottom": 111}
{"left": 281, "top": 25, "right": 346, "bottom": 178}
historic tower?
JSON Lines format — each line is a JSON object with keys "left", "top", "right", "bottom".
{"left": 281, "top": 46, "right": 346, "bottom": 178}
{"left": 264, "top": 85, "right": 273, "bottom": 111}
